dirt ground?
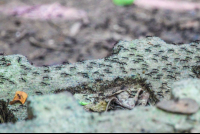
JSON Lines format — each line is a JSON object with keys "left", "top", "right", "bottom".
{"left": 0, "top": 0, "right": 200, "bottom": 66}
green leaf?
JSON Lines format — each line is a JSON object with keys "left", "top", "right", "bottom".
{"left": 112, "top": 0, "right": 135, "bottom": 6}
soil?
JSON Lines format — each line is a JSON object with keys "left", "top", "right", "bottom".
{"left": 0, "top": 0, "right": 200, "bottom": 67}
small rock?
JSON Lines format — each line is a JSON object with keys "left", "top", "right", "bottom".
{"left": 156, "top": 98, "right": 199, "bottom": 115}
{"left": 70, "top": 22, "right": 82, "bottom": 36}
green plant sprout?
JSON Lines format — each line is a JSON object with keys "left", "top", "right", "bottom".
{"left": 79, "top": 101, "right": 90, "bottom": 106}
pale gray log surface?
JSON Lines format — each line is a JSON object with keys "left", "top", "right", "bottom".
{"left": 0, "top": 37, "right": 200, "bottom": 132}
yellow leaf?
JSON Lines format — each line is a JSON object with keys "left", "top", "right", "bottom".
{"left": 9, "top": 91, "right": 28, "bottom": 105}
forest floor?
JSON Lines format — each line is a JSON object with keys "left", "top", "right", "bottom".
{"left": 0, "top": 0, "right": 200, "bottom": 66}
